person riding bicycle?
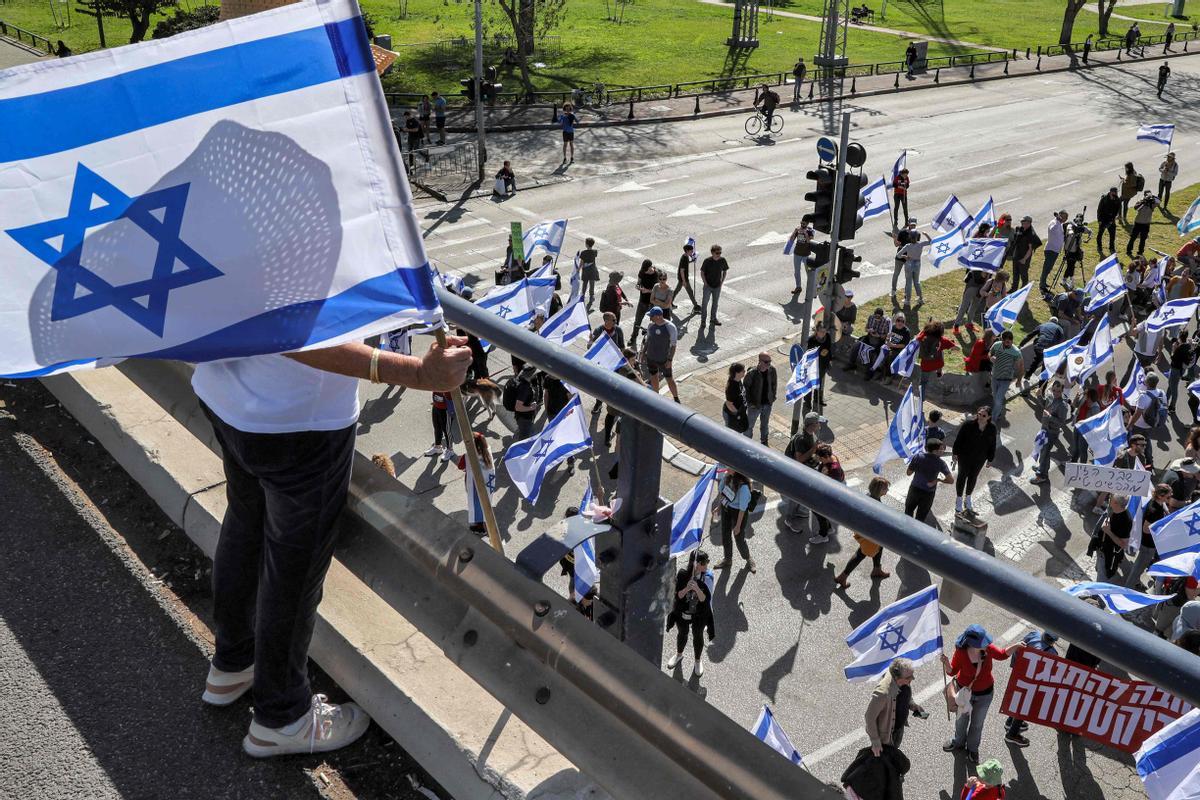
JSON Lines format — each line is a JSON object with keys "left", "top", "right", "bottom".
{"left": 755, "top": 85, "right": 780, "bottom": 130}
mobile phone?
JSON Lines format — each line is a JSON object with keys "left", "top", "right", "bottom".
{"left": 913, "top": 708, "right": 930, "bottom": 720}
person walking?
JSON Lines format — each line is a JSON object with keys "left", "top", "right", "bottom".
{"left": 650, "top": 269, "right": 674, "bottom": 320}
{"left": 864, "top": 658, "right": 916, "bottom": 758}
{"left": 715, "top": 469, "right": 756, "bottom": 572}
{"left": 417, "top": 93, "right": 432, "bottom": 138}
{"left": 1128, "top": 192, "right": 1160, "bottom": 257}
{"left": 641, "top": 308, "right": 680, "bottom": 403}
{"left": 422, "top": 390, "right": 457, "bottom": 461}
{"left": 787, "top": 222, "right": 814, "bottom": 299}
{"left": 723, "top": 363, "right": 748, "bottom": 432}
{"left": 1096, "top": 187, "right": 1121, "bottom": 255}
{"left": 1159, "top": 152, "right": 1179, "bottom": 207}
{"left": 1125, "top": 22, "right": 1141, "bottom": 56}
{"left": 1038, "top": 211, "right": 1067, "bottom": 294}
{"left": 1125, "top": 483, "right": 1170, "bottom": 589}
{"left": 989, "top": 330, "right": 1024, "bottom": 423}
{"left": 835, "top": 476, "right": 892, "bottom": 588}
{"left": 1157, "top": 60, "right": 1171, "bottom": 98}
{"left": 904, "top": 41, "right": 918, "bottom": 78}
{"left": 805, "top": 321, "right": 833, "bottom": 413}
{"left": 1165, "top": 22, "right": 1176, "bottom": 51}
{"left": 743, "top": 351, "right": 778, "bottom": 445}
{"left": 952, "top": 406, "right": 996, "bottom": 520}
{"left": 941, "top": 625, "right": 1024, "bottom": 766}
{"left": 579, "top": 238, "right": 600, "bottom": 308}
{"left": 599, "top": 271, "right": 630, "bottom": 325}
{"left": 1007, "top": 216, "right": 1042, "bottom": 289}
{"left": 558, "top": 102, "right": 578, "bottom": 163}
{"left": 401, "top": 110, "right": 424, "bottom": 171}
{"left": 1082, "top": 33, "right": 1093, "bottom": 64}
{"left": 630, "top": 259, "right": 658, "bottom": 346}
{"left": 1093, "top": 493, "right": 1131, "bottom": 582}
{"left": 792, "top": 56, "right": 807, "bottom": 102}
{"left": 674, "top": 241, "right": 699, "bottom": 311}
{"left": 809, "top": 443, "right": 845, "bottom": 544}
{"left": 1001, "top": 629, "right": 1059, "bottom": 747}
{"left": 905, "top": 439, "right": 953, "bottom": 525}
{"left": 892, "top": 170, "right": 911, "bottom": 228}
{"left": 511, "top": 364, "right": 542, "bottom": 440}
{"left": 1119, "top": 162, "right": 1142, "bottom": 222}
{"left": 1030, "top": 379, "right": 1070, "bottom": 484}
{"left": 665, "top": 551, "right": 714, "bottom": 676}
{"left": 898, "top": 229, "right": 931, "bottom": 306}
{"left": 700, "top": 244, "right": 729, "bottom": 329}
{"left": 431, "top": 90, "right": 447, "bottom": 144}
{"left": 781, "top": 412, "right": 822, "bottom": 533}
{"left": 1166, "top": 335, "right": 1196, "bottom": 412}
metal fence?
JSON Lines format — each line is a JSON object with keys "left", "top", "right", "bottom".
{"left": 0, "top": 19, "right": 54, "bottom": 53}
{"left": 401, "top": 140, "right": 478, "bottom": 199}
{"left": 395, "top": 33, "right": 564, "bottom": 65}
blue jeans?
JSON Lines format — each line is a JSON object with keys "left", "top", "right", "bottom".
{"left": 952, "top": 690, "right": 994, "bottom": 753}
{"left": 1036, "top": 429, "right": 1060, "bottom": 477}
{"left": 745, "top": 404, "right": 772, "bottom": 443}
{"left": 992, "top": 378, "right": 1012, "bottom": 420}
{"left": 701, "top": 284, "right": 722, "bottom": 325}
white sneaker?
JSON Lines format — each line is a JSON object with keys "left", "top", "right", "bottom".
{"left": 666, "top": 652, "right": 682, "bottom": 669}
{"left": 441, "top": 449, "right": 458, "bottom": 462}
{"left": 693, "top": 659, "right": 704, "bottom": 676}
{"left": 243, "top": 694, "right": 371, "bottom": 758}
{"left": 423, "top": 445, "right": 444, "bottom": 457}
{"left": 201, "top": 662, "right": 254, "bottom": 706}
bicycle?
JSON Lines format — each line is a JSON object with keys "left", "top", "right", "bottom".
{"left": 745, "top": 110, "right": 784, "bottom": 137}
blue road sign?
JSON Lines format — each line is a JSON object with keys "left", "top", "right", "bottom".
{"left": 816, "top": 137, "right": 838, "bottom": 163}
{"left": 789, "top": 343, "right": 804, "bottom": 369}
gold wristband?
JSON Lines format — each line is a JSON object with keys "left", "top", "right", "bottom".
{"left": 369, "top": 347, "right": 382, "bottom": 384}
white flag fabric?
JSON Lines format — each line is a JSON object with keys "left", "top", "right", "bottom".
{"left": 1142, "top": 257, "right": 1167, "bottom": 289}
{"left": 984, "top": 283, "right": 1032, "bottom": 334}
{"left": 1064, "top": 582, "right": 1172, "bottom": 614}
{"left": 890, "top": 337, "right": 920, "bottom": 378}
{"left": 504, "top": 395, "right": 592, "bottom": 504}
{"left": 1190, "top": 379, "right": 1200, "bottom": 402}
{"left": 1147, "top": 551, "right": 1200, "bottom": 581}
{"left": 932, "top": 195, "right": 972, "bottom": 234}
{"left": 1076, "top": 400, "right": 1127, "bottom": 467}
{"left": 1179, "top": 197, "right": 1200, "bottom": 235}
{"left": 1085, "top": 255, "right": 1127, "bottom": 313}
{"left": 784, "top": 347, "right": 821, "bottom": 405}
{"left": 860, "top": 175, "right": 890, "bottom": 221}
{"left": 1135, "top": 708, "right": 1200, "bottom": 800}
{"left": 929, "top": 225, "right": 968, "bottom": 268}
{"left": 1137, "top": 123, "right": 1175, "bottom": 147}
{"left": 873, "top": 384, "right": 925, "bottom": 474}
{"left": 1127, "top": 459, "right": 1149, "bottom": 554}
{"left": 750, "top": 706, "right": 803, "bottom": 766}
{"left": 476, "top": 278, "right": 535, "bottom": 326}
{"left": 1145, "top": 297, "right": 1200, "bottom": 334}
{"left": 435, "top": 269, "right": 466, "bottom": 295}
{"left": 670, "top": 466, "right": 719, "bottom": 557}
{"left": 0, "top": 0, "right": 440, "bottom": 378}
{"left": 958, "top": 238, "right": 1008, "bottom": 273}
{"left": 1040, "top": 329, "right": 1084, "bottom": 381}
{"left": 568, "top": 251, "right": 582, "bottom": 305}
{"left": 684, "top": 236, "right": 697, "bottom": 262}
{"left": 1150, "top": 499, "right": 1200, "bottom": 560}
{"left": 526, "top": 260, "right": 558, "bottom": 313}
{"left": 1124, "top": 360, "right": 1148, "bottom": 406}
{"left": 584, "top": 331, "right": 626, "bottom": 372}
{"left": 973, "top": 197, "right": 997, "bottom": 230}
{"left": 540, "top": 297, "right": 589, "bottom": 346}
{"left": 1066, "top": 315, "right": 1113, "bottom": 384}
{"left": 844, "top": 585, "right": 943, "bottom": 683}
{"left": 891, "top": 150, "right": 907, "bottom": 183}
{"left": 523, "top": 219, "right": 568, "bottom": 261}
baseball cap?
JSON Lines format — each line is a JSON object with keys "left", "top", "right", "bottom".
{"left": 845, "top": 289, "right": 855, "bottom": 297}
{"left": 648, "top": 307, "right": 664, "bottom": 317}
{"left": 804, "top": 412, "right": 826, "bottom": 425}
{"left": 1021, "top": 215, "right": 1033, "bottom": 223}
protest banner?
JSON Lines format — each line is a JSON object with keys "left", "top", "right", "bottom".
{"left": 1063, "top": 463, "right": 1153, "bottom": 496}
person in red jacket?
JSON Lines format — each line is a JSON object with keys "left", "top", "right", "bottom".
{"left": 915, "top": 320, "right": 956, "bottom": 390}
{"left": 959, "top": 758, "right": 1006, "bottom": 798}
{"left": 941, "top": 625, "right": 1026, "bottom": 765}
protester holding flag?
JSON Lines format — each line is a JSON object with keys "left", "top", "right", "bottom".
{"left": 1093, "top": 494, "right": 1132, "bottom": 582}
{"left": 805, "top": 322, "right": 833, "bottom": 413}
{"left": 665, "top": 551, "right": 715, "bottom": 676}
{"left": 715, "top": 469, "right": 756, "bottom": 571}
{"left": 941, "top": 625, "right": 1024, "bottom": 765}
{"left": 1069, "top": 385, "right": 1103, "bottom": 462}
{"left": 892, "top": 168, "right": 910, "bottom": 228}
{"left": 868, "top": 314, "right": 913, "bottom": 381}
{"left": 980, "top": 270, "right": 1010, "bottom": 313}
{"left": 951, "top": 407, "right": 997, "bottom": 520}
{"left": 1125, "top": 484, "right": 1171, "bottom": 590}
{"left": 915, "top": 321, "right": 956, "bottom": 389}
{"left": 455, "top": 433, "right": 496, "bottom": 536}
{"left": 834, "top": 476, "right": 892, "bottom": 589}
{"left": 599, "top": 271, "right": 630, "bottom": 324}
{"left": 1002, "top": 631, "right": 1059, "bottom": 748}
{"left": 1030, "top": 380, "right": 1071, "bottom": 485}
{"left": 905, "top": 439, "right": 954, "bottom": 525}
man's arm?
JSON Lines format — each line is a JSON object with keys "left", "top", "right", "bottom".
{"left": 285, "top": 336, "right": 471, "bottom": 392}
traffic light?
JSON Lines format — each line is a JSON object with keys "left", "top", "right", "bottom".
{"left": 460, "top": 76, "right": 476, "bottom": 101}
{"left": 839, "top": 173, "right": 866, "bottom": 237}
{"left": 804, "top": 167, "right": 836, "bottom": 234}
{"left": 807, "top": 240, "right": 831, "bottom": 268}
{"left": 836, "top": 246, "right": 861, "bottom": 283}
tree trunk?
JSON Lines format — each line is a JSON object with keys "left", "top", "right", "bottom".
{"left": 129, "top": 9, "right": 151, "bottom": 42}
{"left": 518, "top": 0, "right": 534, "bottom": 55}
{"left": 1098, "top": 0, "right": 1117, "bottom": 37}
{"left": 498, "top": 0, "right": 535, "bottom": 97}
{"left": 1059, "top": 0, "right": 1086, "bottom": 45}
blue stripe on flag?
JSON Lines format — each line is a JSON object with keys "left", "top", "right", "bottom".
{"left": 1136, "top": 712, "right": 1200, "bottom": 778}
{"left": 845, "top": 585, "right": 939, "bottom": 647}
{"left": 843, "top": 636, "right": 944, "bottom": 680}
{"left": 0, "top": 18, "right": 374, "bottom": 163}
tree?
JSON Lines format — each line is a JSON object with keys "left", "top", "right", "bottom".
{"left": 151, "top": 4, "right": 218, "bottom": 39}
{"left": 1059, "top": 0, "right": 1088, "bottom": 45}
{"left": 1098, "top": 0, "right": 1119, "bottom": 37}
{"left": 96, "top": 0, "right": 178, "bottom": 43}
{"left": 495, "top": 0, "right": 568, "bottom": 97}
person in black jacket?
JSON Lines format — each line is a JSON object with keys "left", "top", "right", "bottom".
{"left": 842, "top": 743, "right": 910, "bottom": 800}
{"left": 665, "top": 551, "right": 715, "bottom": 677}
{"left": 1096, "top": 187, "right": 1121, "bottom": 255}
{"left": 742, "top": 352, "right": 778, "bottom": 445}
{"left": 951, "top": 406, "right": 997, "bottom": 522}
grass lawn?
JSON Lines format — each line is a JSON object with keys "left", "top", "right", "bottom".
{"left": 890, "top": 181, "right": 1200, "bottom": 373}
{"left": 1110, "top": 1, "right": 1197, "bottom": 25}
{"left": 0, "top": 0, "right": 191, "bottom": 52}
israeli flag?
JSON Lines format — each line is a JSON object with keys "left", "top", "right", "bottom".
{"left": 568, "top": 251, "right": 582, "bottom": 304}
{"left": 504, "top": 395, "right": 592, "bottom": 504}
{"left": 890, "top": 337, "right": 920, "bottom": 378}
{"left": 670, "top": 466, "right": 719, "bottom": 557}
{"left": 1179, "top": 196, "right": 1200, "bottom": 235}
{"left": 684, "top": 236, "right": 697, "bottom": 262}
{"left": 1145, "top": 297, "right": 1200, "bottom": 334}
{"left": 0, "top": 0, "right": 440, "bottom": 378}
{"left": 1135, "top": 708, "right": 1200, "bottom": 800}
{"left": 1066, "top": 314, "right": 1113, "bottom": 384}
{"left": 1064, "top": 582, "right": 1172, "bottom": 614}
{"left": 1136, "top": 123, "right": 1175, "bottom": 147}
{"left": 873, "top": 384, "right": 925, "bottom": 474}
{"left": 750, "top": 706, "right": 803, "bottom": 766}
{"left": 434, "top": 269, "right": 466, "bottom": 296}
{"left": 782, "top": 236, "right": 795, "bottom": 256}
{"left": 1190, "top": 379, "right": 1200, "bottom": 402}
{"left": 932, "top": 195, "right": 972, "bottom": 234}
{"left": 540, "top": 297, "right": 589, "bottom": 346}
{"left": 958, "top": 238, "right": 1008, "bottom": 273}
{"left": 1128, "top": 460, "right": 1150, "bottom": 553}
{"left": 1084, "top": 255, "right": 1127, "bottom": 313}
{"left": 784, "top": 347, "right": 821, "bottom": 406}
{"left": 860, "top": 175, "right": 890, "bottom": 221}
{"left": 571, "top": 536, "right": 598, "bottom": 601}
{"left": 523, "top": 219, "right": 568, "bottom": 261}
{"left": 464, "top": 464, "right": 496, "bottom": 526}
{"left": 985, "top": 283, "right": 1032, "bottom": 334}
{"left": 1150, "top": 499, "right": 1200, "bottom": 560}
{"left": 1147, "top": 551, "right": 1200, "bottom": 581}
{"left": 584, "top": 331, "right": 627, "bottom": 372}
{"left": 929, "top": 225, "right": 968, "bottom": 269}
{"left": 973, "top": 197, "right": 997, "bottom": 230}
{"left": 1040, "top": 329, "right": 1084, "bottom": 381}
{"left": 891, "top": 150, "right": 907, "bottom": 183}
{"left": 527, "top": 260, "right": 558, "bottom": 313}
{"left": 1156, "top": 280, "right": 1168, "bottom": 308}
{"left": 1142, "top": 256, "right": 1167, "bottom": 289}
{"left": 477, "top": 278, "right": 535, "bottom": 326}
{"left": 1123, "top": 360, "right": 1148, "bottom": 408}
{"left": 844, "top": 585, "right": 943, "bottom": 684}
{"left": 1077, "top": 400, "right": 1127, "bottom": 467}
{"left": 1033, "top": 427, "right": 1048, "bottom": 455}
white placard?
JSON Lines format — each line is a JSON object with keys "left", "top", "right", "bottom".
{"left": 1063, "top": 463, "right": 1153, "bottom": 497}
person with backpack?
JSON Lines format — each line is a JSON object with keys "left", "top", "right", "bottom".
{"left": 915, "top": 320, "right": 956, "bottom": 390}
{"left": 809, "top": 443, "right": 845, "bottom": 545}
{"left": 665, "top": 550, "right": 715, "bottom": 677}
{"left": 792, "top": 57, "right": 808, "bottom": 101}
{"left": 1090, "top": 493, "right": 1131, "bottom": 582}
{"left": 1119, "top": 162, "right": 1143, "bottom": 222}
{"left": 787, "top": 222, "right": 814, "bottom": 299}
{"left": 598, "top": 271, "right": 630, "bottom": 324}
{"left": 1029, "top": 379, "right": 1070, "bottom": 485}
{"left": 754, "top": 84, "right": 780, "bottom": 129}
{"left": 1130, "top": 372, "right": 1168, "bottom": 443}
{"left": 1096, "top": 187, "right": 1121, "bottom": 255}
{"left": 506, "top": 364, "right": 542, "bottom": 440}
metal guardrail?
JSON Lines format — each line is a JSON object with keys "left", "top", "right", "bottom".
{"left": 438, "top": 289, "right": 1200, "bottom": 712}
{"left": 0, "top": 19, "right": 54, "bottom": 53}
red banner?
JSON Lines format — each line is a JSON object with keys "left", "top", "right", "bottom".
{"left": 1000, "top": 649, "right": 1192, "bottom": 753}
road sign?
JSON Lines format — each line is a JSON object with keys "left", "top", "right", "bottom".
{"left": 816, "top": 137, "right": 837, "bottom": 163}
{"left": 789, "top": 343, "right": 804, "bottom": 369}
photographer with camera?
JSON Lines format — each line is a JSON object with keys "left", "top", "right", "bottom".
{"left": 1059, "top": 213, "right": 1091, "bottom": 288}
{"left": 665, "top": 550, "right": 716, "bottom": 676}
{"left": 1128, "top": 191, "right": 1160, "bottom": 257}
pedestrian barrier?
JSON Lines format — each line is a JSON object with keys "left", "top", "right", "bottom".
{"left": 401, "top": 141, "right": 478, "bottom": 199}
{"left": 0, "top": 19, "right": 54, "bottom": 53}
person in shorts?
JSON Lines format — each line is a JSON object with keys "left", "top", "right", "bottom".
{"left": 432, "top": 91, "right": 447, "bottom": 144}
{"left": 559, "top": 103, "right": 578, "bottom": 164}
{"left": 640, "top": 308, "right": 680, "bottom": 403}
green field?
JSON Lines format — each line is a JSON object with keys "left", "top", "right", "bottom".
{"left": 1109, "top": 1, "right": 1196, "bottom": 25}
{"left": 0, "top": 0, "right": 193, "bottom": 52}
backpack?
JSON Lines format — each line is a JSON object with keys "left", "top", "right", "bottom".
{"left": 919, "top": 333, "right": 940, "bottom": 362}
{"left": 1135, "top": 173, "right": 1145, "bottom": 192}
{"left": 502, "top": 378, "right": 521, "bottom": 412}
{"left": 1143, "top": 390, "right": 1167, "bottom": 428}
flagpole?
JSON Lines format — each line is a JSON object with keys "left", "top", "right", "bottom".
{"left": 436, "top": 327, "right": 506, "bottom": 555}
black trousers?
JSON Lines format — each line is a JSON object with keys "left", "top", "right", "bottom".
{"left": 721, "top": 505, "right": 752, "bottom": 563}
{"left": 431, "top": 405, "right": 453, "bottom": 449}
{"left": 843, "top": 546, "right": 882, "bottom": 574}
{"left": 203, "top": 403, "right": 356, "bottom": 728}
{"left": 904, "top": 486, "right": 936, "bottom": 525}
{"left": 1097, "top": 220, "right": 1116, "bottom": 252}
{"left": 956, "top": 459, "right": 985, "bottom": 496}
{"left": 675, "top": 616, "right": 706, "bottom": 659}
{"left": 1128, "top": 222, "right": 1150, "bottom": 255}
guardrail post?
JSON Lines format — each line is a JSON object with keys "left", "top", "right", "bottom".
{"left": 1003, "top": 59, "right": 1009, "bottom": 75}
{"left": 595, "top": 418, "right": 673, "bottom": 665}
{"left": 628, "top": 99, "right": 634, "bottom": 120}
{"left": 1036, "top": 55, "right": 1042, "bottom": 71}
{"left": 550, "top": 103, "right": 558, "bottom": 123}
{"left": 935, "top": 67, "right": 940, "bottom": 83}
{"left": 693, "top": 94, "right": 700, "bottom": 114}
{"left": 850, "top": 76, "right": 857, "bottom": 94}
{"left": 894, "top": 72, "right": 900, "bottom": 88}
{"left": 808, "top": 81, "right": 815, "bottom": 99}
{"left": 1025, "top": 47, "right": 1031, "bottom": 59}
{"left": 970, "top": 64, "right": 975, "bottom": 80}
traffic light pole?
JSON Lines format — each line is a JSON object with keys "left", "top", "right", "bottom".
{"left": 825, "top": 110, "right": 852, "bottom": 330}
{"left": 473, "top": 0, "right": 488, "bottom": 182}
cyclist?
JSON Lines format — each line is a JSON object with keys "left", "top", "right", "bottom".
{"left": 755, "top": 84, "right": 780, "bottom": 130}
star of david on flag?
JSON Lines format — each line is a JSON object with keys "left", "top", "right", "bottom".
{"left": 1136, "top": 123, "right": 1175, "bottom": 148}
{"left": 844, "top": 585, "right": 942, "bottom": 684}
{"left": 1077, "top": 398, "right": 1127, "bottom": 467}
{"left": 1135, "top": 708, "right": 1200, "bottom": 800}
{"left": 1123, "top": 360, "right": 1148, "bottom": 406}
{"left": 873, "top": 384, "right": 925, "bottom": 474}
{"left": 1150, "top": 498, "right": 1200, "bottom": 560}
{"left": 523, "top": 219, "right": 568, "bottom": 262}
{"left": 504, "top": 395, "right": 592, "bottom": 504}
{"left": 1084, "top": 255, "right": 1127, "bottom": 314}
{"left": 784, "top": 347, "right": 821, "bottom": 405}
{"left": 929, "top": 225, "right": 968, "bottom": 269}
{"left": 670, "top": 466, "right": 719, "bottom": 557}
{"left": 984, "top": 283, "right": 1032, "bottom": 334}
{"left": 1066, "top": 314, "right": 1113, "bottom": 384}
{"left": 1144, "top": 297, "right": 1200, "bottom": 335}
{"left": 932, "top": 194, "right": 971, "bottom": 234}
{"left": 973, "top": 197, "right": 997, "bottom": 230}
{"left": 958, "top": 238, "right": 1007, "bottom": 273}
{"left": 0, "top": 0, "right": 439, "bottom": 377}
{"left": 860, "top": 175, "right": 890, "bottom": 221}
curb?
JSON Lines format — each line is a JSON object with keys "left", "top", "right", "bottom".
{"left": 41, "top": 366, "right": 602, "bottom": 800}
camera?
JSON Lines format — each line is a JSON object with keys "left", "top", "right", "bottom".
{"left": 684, "top": 589, "right": 700, "bottom": 617}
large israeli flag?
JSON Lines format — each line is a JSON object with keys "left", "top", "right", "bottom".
{"left": 1151, "top": 499, "right": 1200, "bottom": 560}
{"left": 891, "top": 150, "right": 907, "bottom": 183}
{"left": 0, "top": 0, "right": 439, "bottom": 378}
{"left": 973, "top": 197, "right": 997, "bottom": 230}
{"left": 1040, "top": 329, "right": 1084, "bottom": 381}
{"left": 1135, "top": 708, "right": 1200, "bottom": 800}
{"left": 860, "top": 175, "right": 890, "bottom": 221}
{"left": 1136, "top": 123, "right": 1175, "bottom": 147}
{"left": 985, "top": 283, "right": 1032, "bottom": 334}
{"left": 1066, "top": 314, "right": 1113, "bottom": 384}
{"left": 1142, "top": 256, "right": 1167, "bottom": 290}
{"left": 476, "top": 278, "right": 535, "bottom": 326}
{"left": 1064, "top": 582, "right": 1172, "bottom": 614}
{"left": 873, "top": 384, "right": 925, "bottom": 474}
{"left": 584, "top": 331, "right": 627, "bottom": 372}
{"left": 670, "top": 466, "right": 718, "bottom": 557}
{"left": 540, "top": 297, "right": 590, "bottom": 346}
{"left": 932, "top": 195, "right": 972, "bottom": 234}
{"left": 527, "top": 259, "right": 559, "bottom": 312}
{"left": 750, "top": 706, "right": 803, "bottom": 766}
{"left": 958, "top": 238, "right": 1008, "bottom": 273}
{"left": 784, "top": 347, "right": 821, "bottom": 405}
{"left": 523, "top": 219, "right": 568, "bottom": 261}
{"left": 1147, "top": 551, "right": 1200, "bottom": 581}
{"left": 889, "top": 337, "right": 920, "bottom": 378}
{"left": 929, "top": 225, "right": 968, "bottom": 268}
{"left": 504, "top": 395, "right": 592, "bottom": 504}
{"left": 1085, "top": 255, "right": 1127, "bottom": 313}
{"left": 1145, "top": 297, "right": 1200, "bottom": 334}
{"left": 1179, "top": 196, "right": 1200, "bottom": 236}
{"left": 844, "top": 585, "right": 943, "bottom": 684}
{"left": 1077, "top": 400, "right": 1127, "bottom": 467}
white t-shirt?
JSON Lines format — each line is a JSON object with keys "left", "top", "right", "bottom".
{"left": 193, "top": 354, "right": 359, "bottom": 434}
{"left": 1135, "top": 388, "right": 1165, "bottom": 429}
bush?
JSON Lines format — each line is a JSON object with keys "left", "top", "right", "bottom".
{"left": 152, "top": 4, "right": 219, "bottom": 39}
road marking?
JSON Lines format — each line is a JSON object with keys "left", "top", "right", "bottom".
{"left": 1046, "top": 179, "right": 1079, "bottom": 192}
{"left": 617, "top": 247, "right": 648, "bottom": 260}
{"left": 1078, "top": 133, "right": 1108, "bottom": 143}
{"left": 709, "top": 197, "right": 754, "bottom": 209}
{"left": 423, "top": 228, "right": 501, "bottom": 250}
{"left": 1017, "top": 147, "right": 1057, "bottom": 158}
{"left": 743, "top": 173, "right": 790, "bottom": 185}
{"left": 646, "top": 177, "right": 675, "bottom": 185}
{"left": 640, "top": 192, "right": 695, "bottom": 205}
{"left": 996, "top": 196, "right": 1023, "bottom": 206}
{"left": 725, "top": 270, "right": 768, "bottom": 285}
{"left": 721, "top": 286, "right": 789, "bottom": 319}
{"left": 507, "top": 205, "right": 539, "bottom": 218}
{"left": 715, "top": 217, "right": 767, "bottom": 231}
{"left": 956, "top": 159, "right": 1003, "bottom": 172}
{"left": 909, "top": 174, "right": 941, "bottom": 185}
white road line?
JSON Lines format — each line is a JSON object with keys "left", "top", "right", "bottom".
{"left": 956, "top": 159, "right": 1003, "bottom": 172}
{"left": 1078, "top": 133, "right": 1108, "bottom": 143}
{"left": 725, "top": 270, "right": 768, "bottom": 285}
{"left": 1017, "top": 147, "right": 1057, "bottom": 158}
{"left": 996, "top": 196, "right": 1023, "bottom": 206}
{"left": 743, "top": 173, "right": 789, "bottom": 185}
{"left": 640, "top": 192, "right": 695, "bottom": 205}
{"left": 715, "top": 217, "right": 767, "bottom": 231}
{"left": 709, "top": 197, "right": 755, "bottom": 210}
{"left": 909, "top": 174, "right": 941, "bottom": 185}
{"left": 721, "top": 286, "right": 789, "bottom": 319}
{"left": 617, "top": 247, "right": 648, "bottom": 260}
{"left": 507, "top": 205, "right": 539, "bottom": 218}
{"left": 1046, "top": 179, "right": 1080, "bottom": 192}
{"left": 423, "top": 228, "right": 501, "bottom": 250}
{"left": 645, "top": 178, "right": 674, "bottom": 185}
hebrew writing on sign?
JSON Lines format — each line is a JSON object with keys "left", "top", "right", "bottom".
{"left": 1000, "top": 649, "right": 1192, "bottom": 753}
